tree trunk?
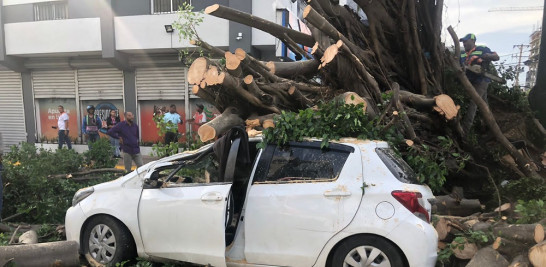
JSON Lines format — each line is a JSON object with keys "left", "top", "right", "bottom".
{"left": 205, "top": 4, "right": 315, "bottom": 47}
{"left": 198, "top": 107, "right": 244, "bottom": 142}
{"left": 0, "top": 241, "right": 80, "bottom": 267}
{"left": 492, "top": 224, "right": 545, "bottom": 244}
{"left": 265, "top": 60, "right": 320, "bottom": 79}
{"left": 433, "top": 195, "right": 483, "bottom": 216}
{"left": 508, "top": 254, "right": 530, "bottom": 267}
{"left": 492, "top": 237, "right": 530, "bottom": 260}
{"left": 451, "top": 237, "right": 478, "bottom": 259}
{"left": 466, "top": 247, "right": 509, "bottom": 267}
{"left": 528, "top": 241, "right": 546, "bottom": 267}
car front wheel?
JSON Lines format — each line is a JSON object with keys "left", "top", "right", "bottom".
{"left": 332, "top": 235, "right": 405, "bottom": 267}
{"left": 82, "top": 215, "right": 136, "bottom": 266}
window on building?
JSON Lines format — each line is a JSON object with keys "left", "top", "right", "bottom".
{"left": 152, "top": 0, "right": 190, "bottom": 14}
{"left": 34, "top": 1, "right": 68, "bottom": 21}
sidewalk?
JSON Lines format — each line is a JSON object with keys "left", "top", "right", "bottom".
{"left": 115, "top": 155, "right": 159, "bottom": 171}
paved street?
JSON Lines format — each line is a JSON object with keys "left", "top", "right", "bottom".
{"left": 115, "top": 155, "right": 159, "bottom": 171}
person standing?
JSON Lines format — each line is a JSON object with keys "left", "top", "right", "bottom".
{"left": 107, "top": 110, "right": 121, "bottom": 158}
{"left": 56, "top": 105, "right": 72, "bottom": 149}
{"left": 82, "top": 105, "right": 102, "bottom": 149}
{"left": 459, "top": 33, "right": 499, "bottom": 133}
{"left": 163, "top": 104, "right": 182, "bottom": 144}
{"left": 107, "top": 111, "right": 143, "bottom": 172}
{"left": 190, "top": 104, "right": 207, "bottom": 134}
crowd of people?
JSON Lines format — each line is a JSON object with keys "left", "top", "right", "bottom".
{"left": 53, "top": 104, "right": 208, "bottom": 172}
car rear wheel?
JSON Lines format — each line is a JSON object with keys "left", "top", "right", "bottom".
{"left": 332, "top": 235, "right": 405, "bottom": 267}
{"left": 82, "top": 216, "right": 136, "bottom": 266}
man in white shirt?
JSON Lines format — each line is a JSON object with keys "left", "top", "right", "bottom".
{"left": 56, "top": 105, "right": 72, "bottom": 149}
{"left": 190, "top": 104, "right": 207, "bottom": 134}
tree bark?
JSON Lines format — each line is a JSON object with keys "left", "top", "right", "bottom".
{"left": 528, "top": 241, "right": 546, "bottom": 267}
{"left": 492, "top": 237, "right": 530, "bottom": 260}
{"left": 265, "top": 60, "right": 320, "bottom": 79}
{"left": 433, "top": 195, "right": 482, "bottom": 216}
{"left": 451, "top": 237, "right": 478, "bottom": 259}
{"left": 492, "top": 223, "right": 545, "bottom": 244}
{"left": 508, "top": 254, "right": 530, "bottom": 267}
{"left": 0, "top": 241, "right": 80, "bottom": 267}
{"left": 198, "top": 107, "right": 245, "bottom": 142}
{"left": 205, "top": 4, "right": 315, "bottom": 47}
{"left": 466, "top": 247, "right": 509, "bottom": 267}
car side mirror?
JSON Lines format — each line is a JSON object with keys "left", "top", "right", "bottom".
{"left": 143, "top": 178, "right": 163, "bottom": 189}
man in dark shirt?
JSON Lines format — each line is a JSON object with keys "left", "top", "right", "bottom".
{"left": 107, "top": 111, "right": 143, "bottom": 172}
{"left": 459, "top": 33, "right": 499, "bottom": 133}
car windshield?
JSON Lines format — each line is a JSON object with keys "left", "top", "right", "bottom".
{"left": 376, "top": 148, "right": 418, "bottom": 184}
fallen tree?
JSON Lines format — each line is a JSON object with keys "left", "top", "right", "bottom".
{"left": 176, "top": 3, "right": 546, "bottom": 264}
{"left": 433, "top": 208, "right": 545, "bottom": 266}
{"left": 180, "top": 0, "right": 544, "bottom": 192}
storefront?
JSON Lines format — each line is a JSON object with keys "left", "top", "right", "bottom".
{"left": 0, "top": 71, "right": 26, "bottom": 151}
{"left": 33, "top": 68, "right": 125, "bottom": 143}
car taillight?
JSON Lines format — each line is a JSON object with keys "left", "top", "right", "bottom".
{"left": 391, "top": 190, "right": 430, "bottom": 222}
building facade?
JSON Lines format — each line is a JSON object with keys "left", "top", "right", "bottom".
{"left": 0, "top": 0, "right": 304, "bottom": 151}
{"left": 525, "top": 28, "right": 541, "bottom": 89}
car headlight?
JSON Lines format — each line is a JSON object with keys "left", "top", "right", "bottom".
{"left": 72, "top": 187, "right": 94, "bottom": 207}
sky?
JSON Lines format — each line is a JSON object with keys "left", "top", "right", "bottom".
{"left": 442, "top": 0, "right": 543, "bottom": 87}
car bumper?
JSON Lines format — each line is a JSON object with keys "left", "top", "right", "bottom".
{"left": 65, "top": 204, "right": 87, "bottom": 249}
{"left": 386, "top": 217, "right": 437, "bottom": 267}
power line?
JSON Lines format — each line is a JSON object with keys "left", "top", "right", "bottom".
{"left": 489, "top": 6, "right": 543, "bottom": 12}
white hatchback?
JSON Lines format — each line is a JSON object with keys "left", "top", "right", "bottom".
{"left": 65, "top": 137, "right": 437, "bottom": 267}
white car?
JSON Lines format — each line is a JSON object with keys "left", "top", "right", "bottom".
{"left": 65, "top": 137, "right": 437, "bottom": 267}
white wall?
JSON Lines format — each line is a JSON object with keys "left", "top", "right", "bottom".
{"left": 114, "top": 13, "right": 229, "bottom": 51}
{"left": 251, "top": 0, "right": 301, "bottom": 46}
{"left": 4, "top": 18, "right": 102, "bottom": 55}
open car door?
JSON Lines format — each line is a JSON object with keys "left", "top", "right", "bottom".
{"left": 137, "top": 149, "right": 232, "bottom": 267}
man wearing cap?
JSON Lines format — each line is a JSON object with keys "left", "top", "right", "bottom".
{"left": 459, "top": 33, "right": 499, "bottom": 133}
{"left": 82, "top": 105, "right": 102, "bottom": 149}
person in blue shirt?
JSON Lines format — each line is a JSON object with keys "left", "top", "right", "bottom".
{"left": 163, "top": 104, "right": 183, "bottom": 144}
{"left": 459, "top": 33, "right": 499, "bottom": 134}
{"left": 82, "top": 105, "right": 102, "bottom": 149}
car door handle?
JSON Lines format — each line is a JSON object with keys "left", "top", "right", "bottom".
{"left": 201, "top": 192, "right": 223, "bottom": 202}
{"left": 324, "top": 190, "right": 352, "bottom": 197}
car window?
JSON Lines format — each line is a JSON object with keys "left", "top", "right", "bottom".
{"left": 254, "top": 143, "right": 351, "bottom": 184}
{"left": 376, "top": 148, "right": 418, "bottom": 184}
{"left": 150, "top": 153, "right": 221, "bottom": 187}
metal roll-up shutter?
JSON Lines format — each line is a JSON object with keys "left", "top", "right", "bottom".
{"left": 0, "top": 71, "right": 26, "bottom": 151}
{"left": 78, "top": 68, "right": 124, "bottom": 100}
{"left": 136, "top": 67, "right": 185, "bottom": 100}
{"left": 32, "top": 70, "right": 76, "bottom": 98}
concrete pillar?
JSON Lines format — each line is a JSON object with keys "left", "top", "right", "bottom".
{"left": 123, "top": 70, "right": 137, "bottom": 114}
{"left": 228, "top": 0, "right": 252, "bottom": 53}
{"left": 21, "top": 72, "right": 36, "bottom": 143}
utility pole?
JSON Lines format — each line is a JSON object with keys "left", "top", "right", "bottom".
{"left": 513, "top": 44, "right": 530, "bottom": 89}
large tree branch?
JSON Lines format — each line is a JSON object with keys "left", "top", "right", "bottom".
{"left": 205, "top": 4, "right": 315, "bottom": 47}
